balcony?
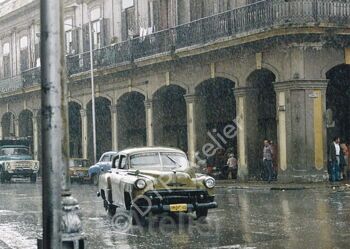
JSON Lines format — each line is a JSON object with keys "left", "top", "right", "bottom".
{"left": 67, "top": 0, "right": 350, "bottom": 76}
{"left": 22, "top": 67, "right": 41, "bottom": 88}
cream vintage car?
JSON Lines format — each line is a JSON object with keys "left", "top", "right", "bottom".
{"left": 97, "top": 147, "right": 217, "bottom": 224}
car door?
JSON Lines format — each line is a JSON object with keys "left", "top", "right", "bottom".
{"left": 111, "top": 154, "right": 128, "bottom": 207}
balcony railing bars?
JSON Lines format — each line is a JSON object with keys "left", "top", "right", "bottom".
{"left": 65, "top": 0, "right": 350, "bottom": 75}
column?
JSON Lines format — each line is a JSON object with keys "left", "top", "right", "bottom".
{"left": 274, "top": 80, "right": 328, "bottom": 181}
{"left": 0, "top": 124, "right": 2, "bottom": 140}
{"left": 110, "top": 104, "right": 118, "bottom": 151}
{"left": 185, "top": 94, "right": 197, "bottom": 164}
{"left": 32, "top": 110, "right": 40, "bottom": 160}
{"left": 144, "top": 99, "right": 154, "bottom": 146}
{"left": 14, "top": 118, "right": 19, "bottom": 137}
{"left": 233, "top": 87, "right": 251, "bottom": 181}
{"left": 80, "top": 109, "right": 88, "bottom": 159}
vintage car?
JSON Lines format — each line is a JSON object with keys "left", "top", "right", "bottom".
{"left": 88, "top": 151, "right": 118, "bottom": 185}
{"left": 69, "top": 158, "right": 90, "bottom": 182}
{"left": 0, "top": 139, "right": 40, "bottom": 183}
{"left": 97, "top": 147, "right": 217, "bottom": 224}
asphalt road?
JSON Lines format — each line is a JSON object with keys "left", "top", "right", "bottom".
{"left": 0, "top": 182, "right": 349, "bottom": 249}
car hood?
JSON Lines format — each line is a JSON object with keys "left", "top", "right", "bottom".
{"left": 129, "top": 169, "right": 197, "bottom": 189}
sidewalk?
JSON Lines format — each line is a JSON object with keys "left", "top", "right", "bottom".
{"left": 216, "top": 179, "right": 350, "bottom": 191}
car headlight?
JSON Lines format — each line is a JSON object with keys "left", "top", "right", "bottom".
{"left": 203, "top": 177, "right": 215, "bottom": 189}
{"left": 135, "top": 179, "right": 147, "bottom": 190}
{"left": 33, "top": 162, "right": 39, "bottom": 170}
{"left": 5, "top": 162, "right": 11, "bottom": 170}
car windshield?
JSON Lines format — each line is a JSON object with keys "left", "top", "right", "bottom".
{"left": 0, "top": 147, "right": 30, "bottom": 156}
{"left": 129, "top": 152, "right": 188, "bottom": 170}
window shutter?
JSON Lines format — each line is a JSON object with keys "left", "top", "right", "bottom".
{"left": 82, "top": 23, "right": 90, "bottom": 52}
{"left": 102, "top": 18, "right": 110, "bottom": 47}
{"left": 72, "top": 29, "right": 79, "bottom": 54}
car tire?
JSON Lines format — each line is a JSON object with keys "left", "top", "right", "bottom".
{"left": 131, "top": 209, "right": 146, "bottom": 226}
{"left": 92, "top": 174, "right": 99, "bottom": 186}
{"left": 30, "top": 174, "right": 37, "bottom": 183}
{"left": 196, "top": 208, "right": 208, "bottom": 219}
{"left": 0, "top": 168, "right": 6, "bottom": 184}
{"left": 107, "top": 204, "right": 116, "bottom": 216}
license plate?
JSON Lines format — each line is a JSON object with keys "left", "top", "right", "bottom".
{"left": 170, "top": 204, "right": 187, "bottom": 212}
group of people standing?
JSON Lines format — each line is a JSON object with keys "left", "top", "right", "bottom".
{"left": 328, "top": 137, "right": 349, "bottom": 182}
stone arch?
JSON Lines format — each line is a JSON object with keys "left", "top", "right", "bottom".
{"left": 215, "top": 72, "right": 240, "bottom": 87}
{"left": 194, "top": 77, "right": 237, "bottom": 166}
{"left": 245, "top": 69, "right": 277, "bottom": 179}
{"left": 152, "top": 85, "right": 187, "bottom": 151}
{"left": 150, "top": 83, "right": 189, "bottom": 99}
{"left": 325, "top": 64, "right": 350, "bottom": 146}
{"left": 18, "top": 109, "right": 33, "bottom": 137}
{"left": 321, "top": 60, "right": 345, "bottom": 79}
{"left": 117, "top": 91, "right": 146, "bottom": 149}
{"left": 87, "top": 96, "right": 111, "bottom": 162}
{"left": 68, "top": 101, "right": 82, "bottom": 158}
{"left": 85, "top": 93, "right": 113, "bottom": 109}
{"left": 1, "top": 112, "right": 17, "bottom": 138}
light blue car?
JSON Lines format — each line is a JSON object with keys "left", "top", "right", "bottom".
{"left": 88, "top": 151, "right": 118, "bottom": 185}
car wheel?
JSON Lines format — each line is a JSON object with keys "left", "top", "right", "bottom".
{"left": 131, "top": 209, "right": 146, "bottom": 226}
{"left": 196, "top": 208, "right": 208, "bottom": 219}
{"left": 0, "top": 168, "right": 6, "bottom": 184}
{"left": 30, "top": 174, "right": 37, "bottom": 183}
{"left": 92, "top": 174, "right": 99, "bottom": 186}
{"left": 107, "top": 204, "right": 116, "bottom": 216}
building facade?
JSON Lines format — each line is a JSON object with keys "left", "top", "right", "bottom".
{"left": 1, "top": 0, "right": 350, "bottom": 182}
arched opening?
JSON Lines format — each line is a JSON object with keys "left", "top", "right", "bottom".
{"left": 195, "top": 78, "right": 236, "bottom": 162}
{"left": 246, "top": 69, "right": 277, "bottom": 179}
{"left": 68, "top": 102, "right": 82, "bottom": 158}
{"left": 18, "top": 110, "right": 34, "bottom": 152}
{"left": 117, "top": 92, "right": 146, "bottom": 150}
{"left": 2, "top": 112, "right": 16, "bottom": 138}
{"left": 326, "top": 64, "right": 350, "bottom": 146}
{"left": 153, "top": 85, "right": 187, "bottom": 151}
{"left": 87, "top": 97, "right": 111, "bottom": 163}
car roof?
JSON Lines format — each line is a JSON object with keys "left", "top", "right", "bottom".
{"left": 119, "top": 147, "right": 186, "bottom": 155}
{"left": 101, "top": 151, "right": 118, "bottom": 156}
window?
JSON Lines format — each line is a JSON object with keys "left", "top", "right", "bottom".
{"left": 3, "top": 42, "right": 11, "bottom": 78}
{"left": 90, "top": 8, "right": 101, "bottom": 49}
{"left": 64, "top": 18, "right": 73, "bottom": 54}
{"left": 20, "top": 36, "right": 29, "bottom": 72}
{"left": 122, "top": 0, "right": 134, "bottom": 10}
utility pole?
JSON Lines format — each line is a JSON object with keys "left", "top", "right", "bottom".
{"left": 89, "top": 20, "right": 97, "bottom": 164}
{"left": 39, "top": 0, "right": 84, "bottom": 248}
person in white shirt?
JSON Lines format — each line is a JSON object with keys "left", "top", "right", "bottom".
{"left": 329, "top": 137, "right": 342, "bottom": 182}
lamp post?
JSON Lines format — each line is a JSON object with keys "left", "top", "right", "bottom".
{"left": 65, "top": 20, "right": 97, "bottom": 164}
{"left": 88, "top": 20, "right": 97, "bottom": 164}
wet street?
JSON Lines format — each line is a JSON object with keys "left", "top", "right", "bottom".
{"left": 0, "top": 183, "right": 350, "bottom": 249}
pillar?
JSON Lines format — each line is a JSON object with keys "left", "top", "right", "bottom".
{"left": 144, "top": 99, "right": 154, "bottom": 146}
{"left": 80, "top": 109, "right": 88, "bottom": 159}
{"left": 185, "top": 94, "right": 197, "bottom": 164}
{"left": 110, "top": 104, "right": 118, "bottom": 151}
{"left": 14, "top": 118, "right": 19, "bottom": 137}
{"left": 274, "top": 80, "right": 328, "bottom": 182}
{"left": 33, "top": 110, "right": 39, "bottom": 160}
{"left": 0, "top": 124, "right": 2, "bottom": 140}
{"left": 233, "top": 87, "right": 252, "bottom": 181}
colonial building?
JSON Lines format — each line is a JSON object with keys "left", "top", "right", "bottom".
{"left": 1, "top": 0, "right": 350, "bottom": 182}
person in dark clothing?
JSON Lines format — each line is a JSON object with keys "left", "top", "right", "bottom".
{"left": 328, "top": 137, "right": 343, "bottom": 182}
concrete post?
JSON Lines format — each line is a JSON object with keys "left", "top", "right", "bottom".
{"left": 185, "top": 94, "right": 197, "bottom": 164}
{"left": 0, "top": 125, "right": 2, "bottom": 140}
{"left": 144, "top": 99, "right": 154, "bottom": 146}
{"left": 110, "top": 104, "right": 118, "bottom": 151}
{"left": 80, "top": 109, "right": 88, "bottom": 159}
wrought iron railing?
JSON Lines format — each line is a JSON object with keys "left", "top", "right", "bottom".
{"left": 22, "top": 67, "right": 41, "bottom": 88}
{"left": 0, "top": 75, "right": 23, "bottom": 94}
{"left": 66, "top": 0, "right": 350, "bottom": 75}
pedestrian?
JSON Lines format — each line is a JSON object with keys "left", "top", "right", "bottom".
{"left": 328, "top": 137, "right": 342, "bottom": 182}
{"left": 263, "top": 139, "right": 273, "bottom": 183}
{"left": 340, "top": 142, "right": 348, "bottom": 180}
{"left": 226, "top": 153, "right": 238, "bottom": 179}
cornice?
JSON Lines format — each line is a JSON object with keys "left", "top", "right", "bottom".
{"left": 274, "top": 79, "right": 329, "bottom": 91}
